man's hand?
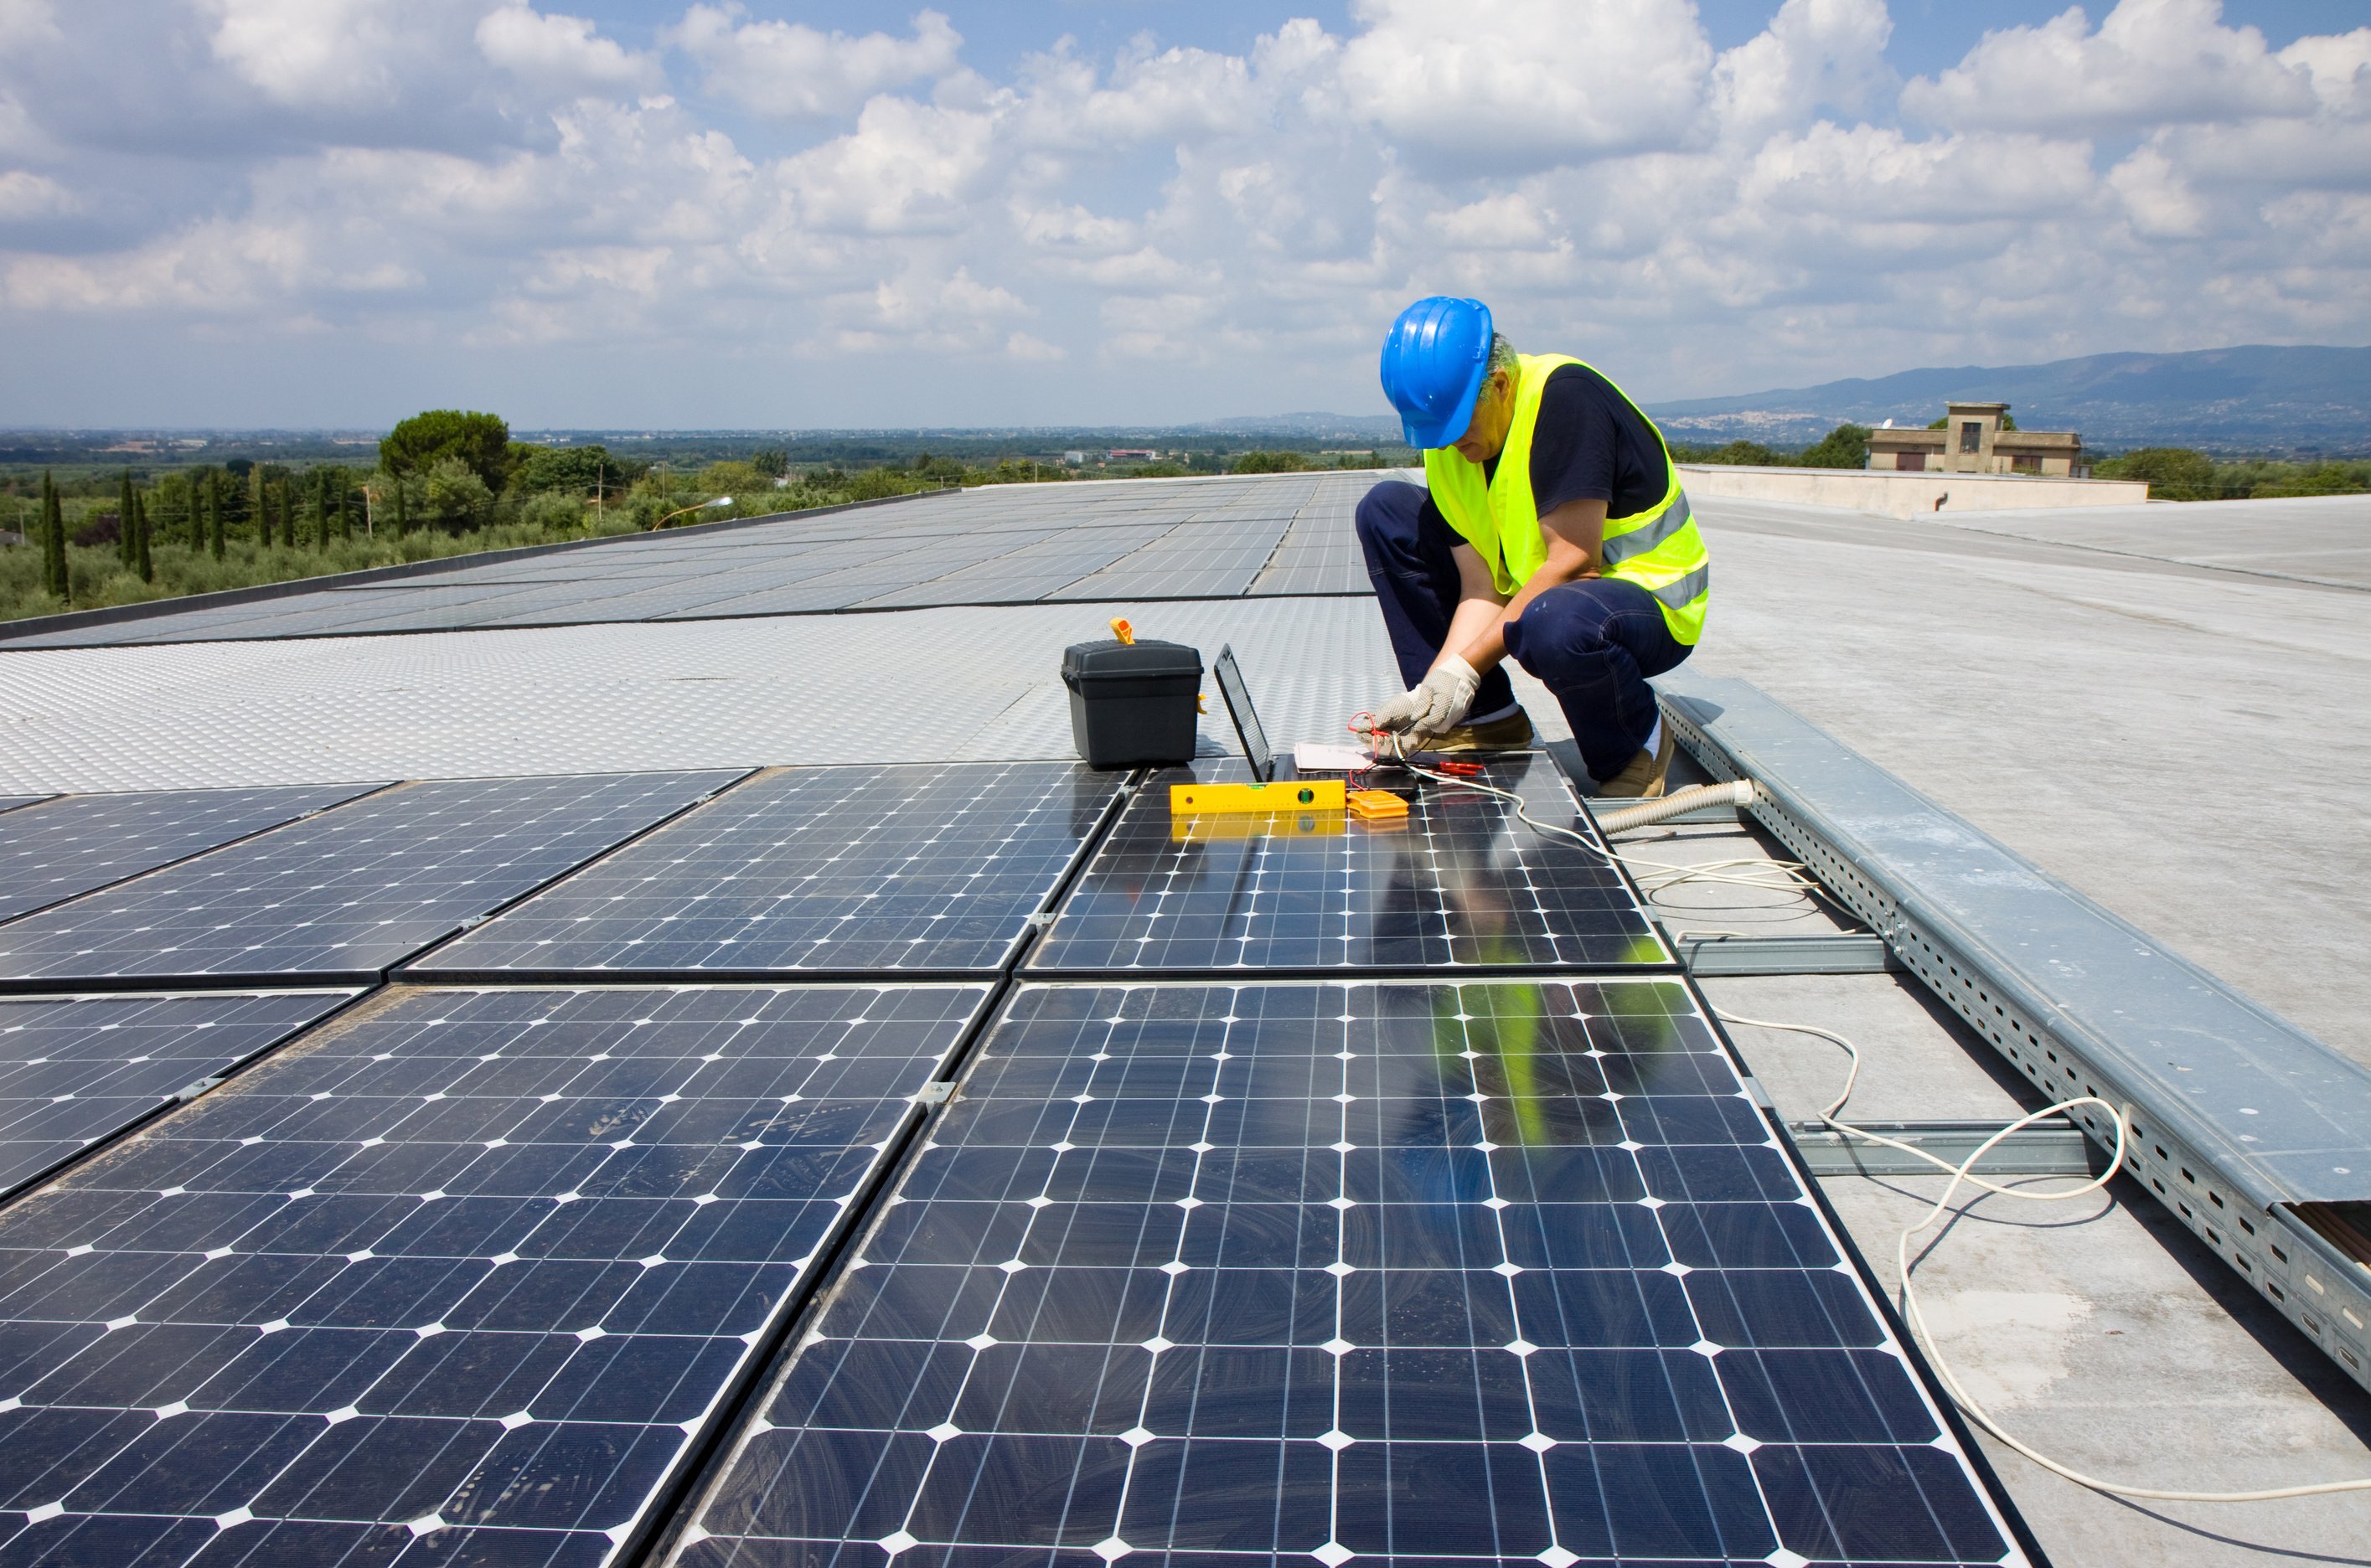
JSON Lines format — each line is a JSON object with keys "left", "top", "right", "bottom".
{"left": 1372, "top": 656, "right": 1480, "bottom": 737}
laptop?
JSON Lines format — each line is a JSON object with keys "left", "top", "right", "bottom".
{"left": 1211, "top": 644, "right": 1276, "bottom": 782}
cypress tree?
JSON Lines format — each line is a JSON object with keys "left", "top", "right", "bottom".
{"left": 392, "top": 474, "right": 410, "bottom": 537}
{"left": 40, "top": 470, "right": 67, "bottom": 603}
{"left": 337, "top": 472, "right": 352, "bottom": 539}
{"left": 134, "top": 489, "right": 152, "bottom": 581}
{"left": 117, "top": 470, "right": 137, "bottom": 568}
{"left": 208, "top": 473, "right": 225, "bottom": 559}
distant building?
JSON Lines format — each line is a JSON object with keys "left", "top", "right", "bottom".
{"left": 1108, "top": 448, "right": 1159, "bottom": 461}
{"left": 1866, "top": 401, "right": 2086, "bottom": 477}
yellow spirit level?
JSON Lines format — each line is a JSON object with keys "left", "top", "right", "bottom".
{"left": 1169, "top": 780, "right": 1347, "bottom": 814}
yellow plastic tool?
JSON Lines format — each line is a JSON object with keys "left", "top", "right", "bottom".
{"left": 1170, "top": 780, "right": 1346, "bottom": 814}
{"left": 1108, "top": 617, "right": 1134, "bottom": 645}
{"left": 1347, "top": 789, "right": 1408, "bottom": 821}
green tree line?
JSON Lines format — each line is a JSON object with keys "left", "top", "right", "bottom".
{"left": 2088, "top": 448, "right": 2370, "bottom": 499}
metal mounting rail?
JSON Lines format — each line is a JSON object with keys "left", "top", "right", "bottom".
{"left": 1787, "top": 1117, "right": 2095, "bottom": 1179}
{"left": 1656, "top": 673, "right": 2371, "bottom": 1392}
{"left": 1671, "top": 931, "right": 1896, "bottom": 976}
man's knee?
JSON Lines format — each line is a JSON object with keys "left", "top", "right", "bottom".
{"left": 1354, "top": 480, "right": 1426, "bottom": 555}
{"left": 1510, "top": 586, "right": 1616, "bottom": 681}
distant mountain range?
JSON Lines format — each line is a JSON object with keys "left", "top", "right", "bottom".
{"left": 1642, "top": 345, "right": 2371, "bottom": 453}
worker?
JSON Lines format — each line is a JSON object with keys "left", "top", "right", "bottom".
{"left": 1357, "top": 297, "right": 1709, "bottom": 798}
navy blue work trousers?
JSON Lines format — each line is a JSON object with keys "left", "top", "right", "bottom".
{"left": 1355, "top": 479, "right": 1692, "bottom": 782}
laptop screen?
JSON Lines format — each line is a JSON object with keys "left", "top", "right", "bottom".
{"left": 1211, "top": 644, "right": 1273, "bottom": 782}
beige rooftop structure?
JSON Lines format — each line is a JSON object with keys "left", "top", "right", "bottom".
{"left": 1869, "top": 400, "right": 2087, "bottom": 476}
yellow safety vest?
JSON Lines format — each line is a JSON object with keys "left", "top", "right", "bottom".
{"left": 1423, "top": 353, "right": 1710, "bottom": 645}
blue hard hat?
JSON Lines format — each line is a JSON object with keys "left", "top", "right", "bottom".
{"left": 1379, "top": 297, "right": 1492, "bottom": 448}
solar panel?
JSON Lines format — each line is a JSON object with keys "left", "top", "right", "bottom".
{"left": 0, "top": 771, "right": 748, "bottom": 989}
{"left": 0, "top": 989, "right": 356, "bottom": 1199}
{"left": 0, "top": 796, "right": 49, "bottom": 815}
{"left": 1029, "top": 755, "right": 1670, "bottom": 974}
{"left": 0, "top": 981, "right": 989, "bottom": 1565}
{"left": 0, "top": 784, "right": 382, "bottom": 924}
{"left": 673, "top": 978, "right": 2023, "bottom": 1567}
{"left": 410, "top": 762, "right": 1124, "bottom": 983}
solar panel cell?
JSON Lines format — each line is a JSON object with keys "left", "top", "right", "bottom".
{"left": 674, "top": 979, "right": 2023, "bottom": 1568}
{"left": 1029, "top": 755, "right": 1669, "bottom": 974}
{"left": 412, "top": 762, "right": 1123, "bottom": 982}
{"left": 0, "top": 784, "right": 382, "bottom": 923}
{"left": 0, "top": 771, "right": 747, "bottom": 988}
{"left": 0, "top": 989, "right": 357, "bottom": 1199}
{"left": 0, "top": 982, "right": 987, "bottom": 1566}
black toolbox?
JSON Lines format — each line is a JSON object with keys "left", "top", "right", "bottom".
{"left": 1061, "top": 638, "right": 1202, "bottom": 768}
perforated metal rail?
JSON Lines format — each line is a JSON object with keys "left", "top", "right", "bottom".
{"left": 1660, "top": 678, "right": 2371, "bottom": 1393}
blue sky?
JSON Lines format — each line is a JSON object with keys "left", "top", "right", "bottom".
{"left": 0, "top": 0, "right": 2365, "bottom": 429}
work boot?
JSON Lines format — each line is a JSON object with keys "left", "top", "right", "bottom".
{"left": 1424, "top": 709, "right": 1536, "bottom": 753}
{"left": 1596, "top": 724, "right": 1676, "bottom": 798}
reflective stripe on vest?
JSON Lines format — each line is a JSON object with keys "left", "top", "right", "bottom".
{"left": 1423, "top": 353, "right": 1710, "bottom": 645}
{"left": 1647, "top": 561, "right": 1710, "bottom": 611}
{"left": 1599, "top": 491, "right": 1692, "bottom": 565}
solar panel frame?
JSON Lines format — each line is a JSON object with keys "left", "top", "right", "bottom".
{"left": 0, "top": 988, "right": 360, "bottom": 1202}
{"left": 0, "top": 783, "right": 387, "bottom": 926}
{"left": 0, "top": 980, "right": 994, "bottom": 1567}
{"left": 1030, "top": 754, "right": 1673, "bottom": 977}
{"left": 669, "top": 977, "right": 2030, "bottom": 1568}
{"left": 406, "top": 762, "right": 1129, "bottom": 985}
{"left": 0, "top": 796, "right": 51, "bottom": 815}
{"left": 0, "top": 771, "right": 752, "bottom": 992}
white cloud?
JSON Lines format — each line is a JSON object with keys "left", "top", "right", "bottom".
{"left": 1336, "top": 0, "right": 1713, "bottom": 168}
{"left": 667, "top": 4, "right": 963, "bottom": 119}
{"left": 1902, "top": 0, "right": 2317, "bottom": 133}
{"left": 0, "top": 0, "right": 59, "bottom": 49}
{"left": 0, "top": 168, "right": 75, "bottom": 218}
{"left": 203, "top": 0, "right": 457, "bottom": 109}
{"left": 776, "top": 95, "right": 999, "bottom": 235}
{"left": 1712, "top": 0, "right": 1894, "bottom": 139}
{"left": 478, "top": 4, "right": 659, "bottom": 94}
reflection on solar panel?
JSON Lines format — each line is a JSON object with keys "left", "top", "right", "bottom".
{"left": 0, "top": 784, "right": 383, "bottom": 924}
{"left": 1030, "top": 755, "right": 1668, "bottom": 974}
{"left": 411, "top": 763, "right": 1123, "bottom": 983}
{"left": 676, "top": 979, "right": 2022, "bottom": 1567}
{"left": 0, "top": 771, "right": 747, "bottom": 989}
{"left": 0, "top": 989, "right": 355, "bottom": 1199}
{"left": 0, "top": 982, "right": 986, "bottom": 1565}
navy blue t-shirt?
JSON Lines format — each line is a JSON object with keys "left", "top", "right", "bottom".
{"left": 1423, "top": 363, "right": 1669, "bottom": 541}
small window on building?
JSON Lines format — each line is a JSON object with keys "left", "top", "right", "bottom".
{"left": 1897, "top": 451, "right": 1925, "bottom": 472}
{"left": 2012, "top": 454, "right": 2041, "bottom": 472}
{"left": 1959, "top": 421, "right": 1982, "bottom": 453}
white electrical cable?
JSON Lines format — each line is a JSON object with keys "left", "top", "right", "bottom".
{"left": 1362, "top": 735, "right": 1819, "bottom": 905}
{"left": 1717, "top": 1008, "right": 2371, "bottom": 1504}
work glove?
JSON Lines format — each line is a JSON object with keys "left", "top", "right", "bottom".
{"left": 1372, "top": 656, "right": 1480, "bottom": 737}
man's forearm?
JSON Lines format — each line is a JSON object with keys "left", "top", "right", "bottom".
{"left": 1446, "top": 555, "right": 1590, "bottom": 673}
{"left": 1436, "top": 596, "right": 1509, "bottom": 673}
